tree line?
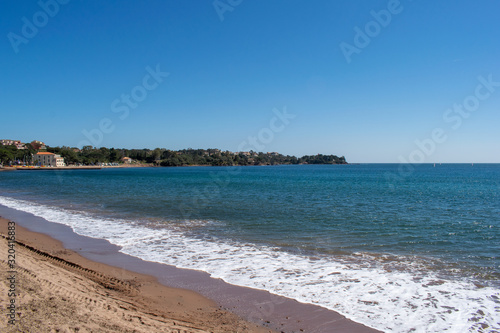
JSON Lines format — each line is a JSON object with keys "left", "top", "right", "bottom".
{"left": 0, "top": 145, "right": 347, "bottom": 166}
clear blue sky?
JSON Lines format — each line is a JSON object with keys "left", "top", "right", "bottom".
{"left": 1, "top": 0, "right": 499, "bottom": 162}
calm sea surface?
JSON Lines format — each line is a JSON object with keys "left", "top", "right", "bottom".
{"left": 1, "top": 164, "right": 499, "bottom": 332}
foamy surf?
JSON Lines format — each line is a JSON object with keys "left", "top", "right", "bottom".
{"left": 0, "top": 195, "right": 498, "bottom": 332}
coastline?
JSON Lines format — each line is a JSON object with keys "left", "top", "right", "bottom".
{"left": 0, "top": 209, "right": 380, "bottom": 333}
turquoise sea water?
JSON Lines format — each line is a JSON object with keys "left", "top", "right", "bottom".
{"left": 1, "top": 164, "right": 499, "bottom": 332}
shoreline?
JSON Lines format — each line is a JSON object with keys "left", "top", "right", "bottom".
{"left": 0, "top": 162, "right": 349, "bottom": 171}
{"left": 0, "top": 217, "right": 270, "bottom": 333}
{"left": 0, "top": 206, "right": 379, "bottom": 332}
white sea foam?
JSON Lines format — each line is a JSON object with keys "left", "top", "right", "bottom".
{"left": 0, "top": 196, "right": 498, "bottom": 332}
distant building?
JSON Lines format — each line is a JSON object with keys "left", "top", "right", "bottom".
{"left": 34, "top": 152, "right": 65, "bottom": 167}
{"left": 1, "top": 139, "right": 26, "bottom": 149}
{"left": 238, "top": 151, "right": 258, "bottom": 156}
{"left": 1, "top": 139, "right": 15, "bottom": 146}
{"left": 207, "top": 149, "right": 221, "bottom": 156}
{"left": 15, "top": 142, "right": 26, "bottom": 149}
{"left": 121, "top": 157, "right": 132, "bottom": 164}
{"left": 31, "top": 140, "right": 47, "bottom": 150}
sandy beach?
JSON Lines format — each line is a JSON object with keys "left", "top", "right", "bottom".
{"left": 0, "top": 218, "right": 272, "bottom": 333}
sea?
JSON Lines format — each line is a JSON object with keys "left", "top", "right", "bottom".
{"left": 0, "top": 164, "right": 498, "bottom": 332}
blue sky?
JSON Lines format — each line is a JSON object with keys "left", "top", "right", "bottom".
{"left": 1, "top": 0, "right": 499, "bottom": 163}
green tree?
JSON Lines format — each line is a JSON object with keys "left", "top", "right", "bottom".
{"left": 0, "top": 149, "right": 14, "bottom": 164}
{"left": 60, "top": 149, "right": 81, "bottom": 165}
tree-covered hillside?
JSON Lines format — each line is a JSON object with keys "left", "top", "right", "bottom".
{"left": 1, "top": 144, "right": 347, "bottom": 166}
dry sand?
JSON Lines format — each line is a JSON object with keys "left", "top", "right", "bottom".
{"left": 0, "top": 218, "right": 273, "bottom": 333}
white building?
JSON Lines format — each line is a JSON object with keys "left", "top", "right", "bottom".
{"left": 1, "top": 139, "right": 25, "bottom": 149}
{"left": 34, "top": 152, "right": 66, "bottom": 167}
{"left": 0, "top": 139, "right": 15, "bottom": 146}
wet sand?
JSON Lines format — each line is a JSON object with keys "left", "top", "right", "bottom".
{"left": 0, "top": 208, "right": 380, "bottom": 333}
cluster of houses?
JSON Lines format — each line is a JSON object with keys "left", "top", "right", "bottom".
{"left": 1, "top": 139, "right": 65, "bottom": 167}
{"left": 1, "top": 139, "right": 47, "bottom": 150}
{"left": 1, "top": 139, "right": 29, "bottom": 150}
